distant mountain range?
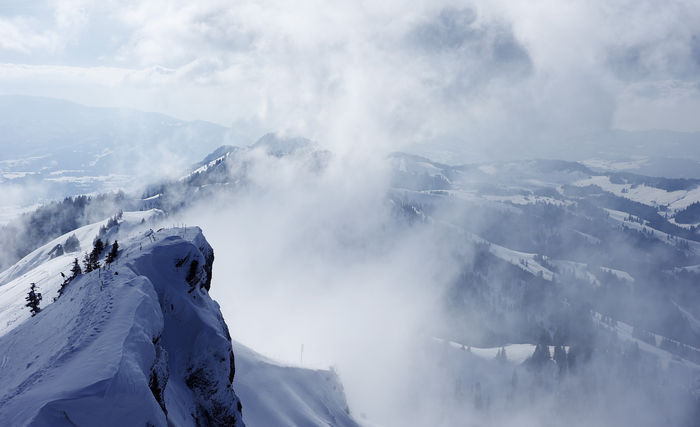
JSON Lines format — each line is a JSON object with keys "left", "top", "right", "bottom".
{"left": 2, "top": 97, "right": 700, "bottom": 425}
{"left": 416, "top": 128, "right": 700, "bottom": 179}
{"left": 0, "top": 95, "right": 242, "bottom": 204}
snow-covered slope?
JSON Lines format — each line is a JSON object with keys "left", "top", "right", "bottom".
{"left": 0, "top": 209, "right": 163, "bottom": 287}
{"left": 0, "top": 219, "right": 361, "bottom": 427}
{"left": 0, "top": 209, "right": 163, "bottom": 334}
{"left": 0, "top": 226, "right": 245, "bottom": 426}
{"left": 232, "top": 342, "right": 359, "bottom": 427}
{"left": 592, "top": 312, "right": 700, "bottom": 376}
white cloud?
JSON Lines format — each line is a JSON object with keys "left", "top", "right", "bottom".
{"left": 0, "top": 16, "right": 61, "bottom": 54}
{"left": 0, "top": 0, "right": 699, "bottom": 157}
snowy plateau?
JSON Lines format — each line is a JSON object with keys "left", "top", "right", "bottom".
{"left": 0, "top": 213, "right": 357, "bottom": 426}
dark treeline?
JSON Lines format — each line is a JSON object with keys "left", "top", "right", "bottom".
{"left": 608, "top": 171, "right": 700, "bottom": 192}
{"left": 0, "top": 191, "right": 138, "bottom": 271}
{"left": 674, "top": 201, "right": 700, "bottom": 224}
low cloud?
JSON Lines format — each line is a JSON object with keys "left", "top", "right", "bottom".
{"left": 1, "top": 0, "right": 698, "bottom": 160}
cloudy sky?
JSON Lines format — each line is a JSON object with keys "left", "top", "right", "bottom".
{"left": 1, "top": 0, "right": 699, "bottom": 158}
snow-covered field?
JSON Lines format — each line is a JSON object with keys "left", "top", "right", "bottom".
{"left": 575, "top": 175, "right": 700, "bottom": 211}
{"left": 482, "top": 194, "right": 571, "bottom": 207}
{"left": 433, "top": 337, "right": 568, "bottom": 365}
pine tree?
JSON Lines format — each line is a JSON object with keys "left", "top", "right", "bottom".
{"left": 529, "top": 343, "right": 551, "bottom": 369}
{"left": 554, "top": 345, "right": 567, "bottom": 376}
{"left": 56, "top": 274, "right": 70, "bottom": 300}
{"left": 496, "top": 347, "right": 507, "bottom": 362}
{"left": 70, "top": 257, "right": 82, "bottom": 277}
{"left": 64, "top": 233, "right": 81, "bottom": 253}
{"left": 93, "top": 238, "right": 105, "bottom": 255}
{"left": 97, "top": 224, "right": 107, "bottom": 240}
{"left": 88, "top": 239, "right": 104, "bottom": 271}
{"left": 83, "top": 251, "right": 92, "bottom": 273}
{"left": 473, "top": 382, "right": 483, "bottom": 410}
{"left": 56, "top": 258, "right": 83, "bottom": 301}
{"left": 105, "top": 240, "right": 119, "bottom": 264}
{"left": 567, "top": 347, "right": 577, "bottom": 373}
{"left": 25, "top": 283, "right": 42, "bottom": 316}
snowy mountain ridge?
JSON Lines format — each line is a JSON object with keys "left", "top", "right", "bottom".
{"left": 0, "top": 214, "right": 360, "bottom": 426}
{"left": 0, "top": 209, "right": 164, "bottom": 334}
{"left": 0, "top": 225, "right": 245, "bottom": 426}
